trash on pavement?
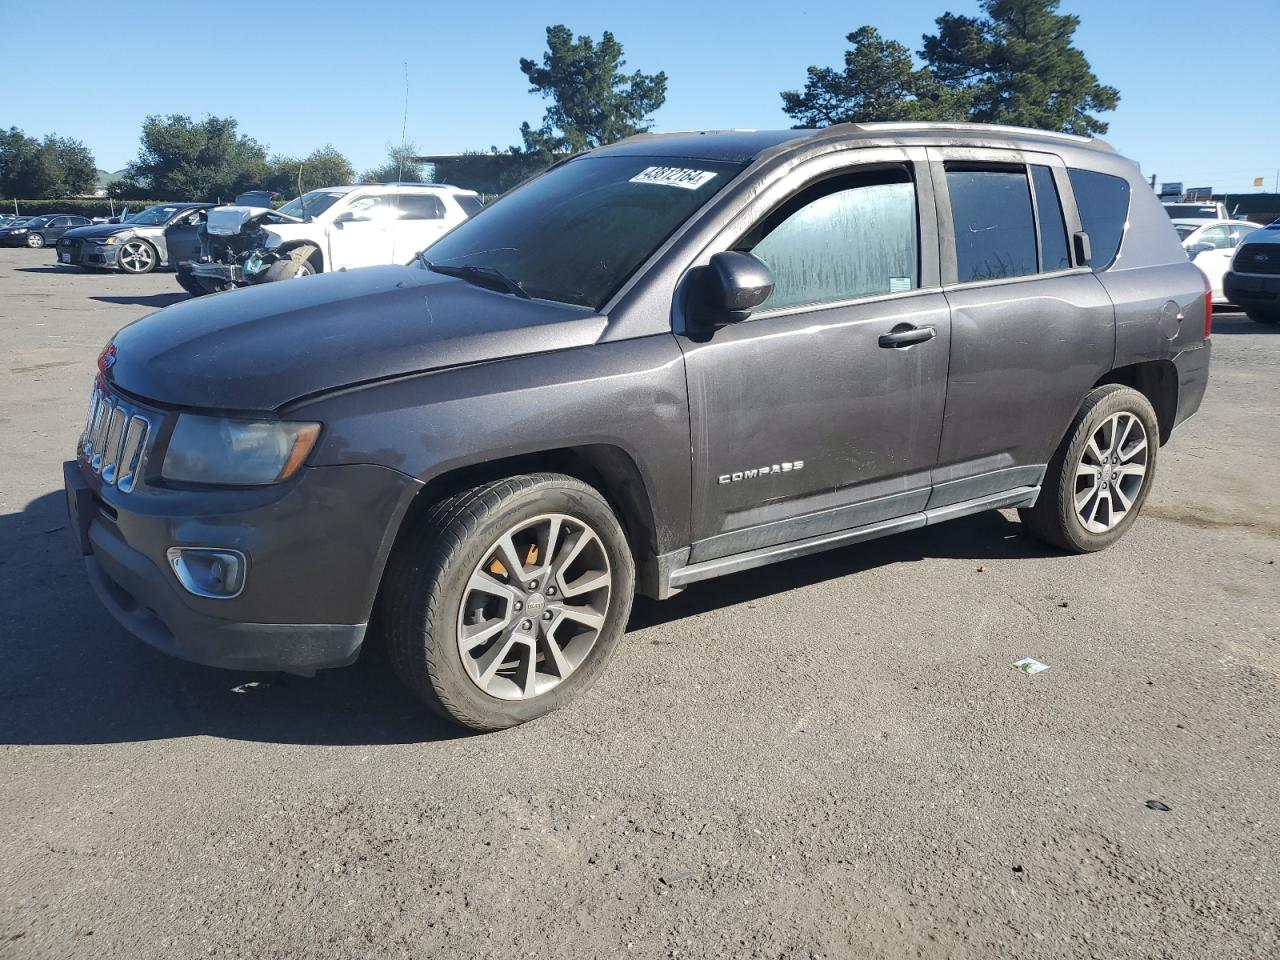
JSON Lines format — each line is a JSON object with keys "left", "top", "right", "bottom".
{"left": 1013, "top": 657, "right": 1050, "bottom": 674}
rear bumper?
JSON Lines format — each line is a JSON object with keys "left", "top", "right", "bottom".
{"left": 1223, "top": 271, "right": 1280, "bottom": 313}
{"left": 1171, "top": 341, "right": 1211, "bottom": 434}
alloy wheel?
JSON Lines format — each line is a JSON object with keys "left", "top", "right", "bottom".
{"left": 1074, "top": 411, "right": 1148, "bottom": 533}
{"left": 119, "top": 241, "right": 154, "bottom": 273}
{"left": 27, "top": 234, "right": 44, "bottom": 248}
{"left": 456, "top": 513, "right": 613, "bottom": 701}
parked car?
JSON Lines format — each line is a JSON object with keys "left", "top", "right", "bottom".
{"left": 171, "top": 183, "right": 483, "bottom": 295}
{"left": 0, "top": 213, "right": 92, "bottom": 248}
{"left": 57, "top": 203, "right": 213, "bottom": 275}
{"left": 1175, "top": 218, "right": 1261, "bottom": 303}
{"left": 1163, "top": 201, "right": 1230, "bottom": 221}
{"left": 66, "top": 123, "right": 1210, "bottom": 731}
{"left": 0, "top": 213, "right": 22, "bottom": 228}
{"left": 1224, "top": 225, "right": 1280, "bottom": 324}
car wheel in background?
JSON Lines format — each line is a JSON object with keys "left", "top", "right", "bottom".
{"left": 1019, "top": 384, "right": 1159, "bottom": 553}
{"left": 118, "top": 239, "right": 158, "bottom": 275}
{"left": 261, "top": 245, "right": 320, "bottom": 283}
{"left": 26, "top": 233, "right": 44, "bottom": 248}
{"left": 1245, "top": 309, "right": 1280, "bottom": 325}
{"left": 175, "top": 271, "right": 210, "bottom": 297}
{"left": 383, "top": 473, "right": 636, "bottom": 731}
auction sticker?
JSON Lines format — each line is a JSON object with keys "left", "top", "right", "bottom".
{"left": 629, "top": 166, "right": 718, "bottom": 190}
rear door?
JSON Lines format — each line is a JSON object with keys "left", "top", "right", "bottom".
{"left": 928, "top": 147, "right": 1114, "bottom": 506}
{"left": 676, "top": 148, "right": 952, "bottom": 560}
{"left": 388, "top": 193, "right": 450, "bottom": 262}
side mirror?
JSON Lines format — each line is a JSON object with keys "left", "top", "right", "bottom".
{"left": 1188, "top": 242, "right": 1214, "bottom": 257}
{"left": 1072, "top": 230, "right": 1092, "bottom": 266}
{"left": 332, "top": 211, "right": 357, "bottom": 225}
{"left": 701, "top": 251, "right": 774, "bottom": 322}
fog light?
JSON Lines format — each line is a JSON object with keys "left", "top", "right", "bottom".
{"left": 166, "top": 547, "right": 247, "bottom": 599}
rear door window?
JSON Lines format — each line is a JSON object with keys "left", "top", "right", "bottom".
{"left": 1030, "top": 165, "right": 1071, "bottom": 271}
{"left": 1067, "top": 169, "right": 1131, "bottom": 269}
{"left": 396, "top": 194, "right": 446, "bottom": 220}
{"left": 946, "top": 168, "right": 1038, "bottom": 282}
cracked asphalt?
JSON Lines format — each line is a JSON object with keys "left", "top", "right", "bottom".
{"left": 1, "top": 248, "right": 1277, "bottom": 959}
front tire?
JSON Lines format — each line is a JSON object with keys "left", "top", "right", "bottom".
{"left": 261, "top": 245, "right": 319, "bottom": 283}
{"left": 1019, "top": 385, "right": 1159, "bottom": 553}
{"left": 117, "top": 239, "right": 157, "bottom": 274}
{"left": 26, "top": 233, "right": 44, "bottom": 248}
{"left": 383, "top": 474, "right": 635, "bottom": 731}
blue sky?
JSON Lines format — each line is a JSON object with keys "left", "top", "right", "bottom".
{"left": 3, "top": 0, "right": 1277, "bottom": 194}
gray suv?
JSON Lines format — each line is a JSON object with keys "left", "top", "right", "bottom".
{"left": 65, "top": 123, "right": 1212, "bottom": 731}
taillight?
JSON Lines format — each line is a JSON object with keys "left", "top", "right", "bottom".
{"left": 1201, "top": 268, "right": 1213, "bottom": 339}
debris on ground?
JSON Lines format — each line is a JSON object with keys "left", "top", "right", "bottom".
{"left": 1013, "top": 658, "right": 1050, "bottom": 674}
{"left": 1145, "top": 800, "right": 1171, "bottom": 812}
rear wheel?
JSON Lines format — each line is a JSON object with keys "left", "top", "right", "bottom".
{"left": 383, "top": 474, "right": 635, "bottom": 731}
{"left": 117, "top": 239, "right": 157, "bottom": 274}
{"left": 1019, "top": 385, "right": 1159, "bottom": 553}
{"left": 1244, "top": 309, "right": 1280, "bottom": 325}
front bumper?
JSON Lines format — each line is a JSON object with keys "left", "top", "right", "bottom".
{"left": 65, "top": 458, "right": 421, "bottom": 673}
{"left": 1223, "top": 271, "right": 1280, "bottom": 313}
{"left": 189, "top": 261, "right": 245, "bottom": 284}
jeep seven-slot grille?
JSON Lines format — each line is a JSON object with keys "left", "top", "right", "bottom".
{"left": 1235, "top": 243, "right": 1280, "bottom": 276}
{"left": 80, "top": 385, "right": 153, "bottom": 493}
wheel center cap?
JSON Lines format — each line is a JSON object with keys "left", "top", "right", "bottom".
{"left": 525, "top": 592, "right": 546, "bottom": 615}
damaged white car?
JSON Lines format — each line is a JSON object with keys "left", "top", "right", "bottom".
{"left": 169, "top": 183, "right": 483, "bottom": 295}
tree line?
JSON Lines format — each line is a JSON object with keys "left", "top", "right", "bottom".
{"left": 2, "top": 0, "right": 1116, "bottom": 202}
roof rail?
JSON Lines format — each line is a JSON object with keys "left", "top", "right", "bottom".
{"left": 839, "top": 121, "right": 1113, "bottom": 151}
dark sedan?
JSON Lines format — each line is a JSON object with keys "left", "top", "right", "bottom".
{"left": 0, "top": 214, "right": 92, "bottom": 248}
{"left": 57, "top": 203, "right": 212, "bottom": 274}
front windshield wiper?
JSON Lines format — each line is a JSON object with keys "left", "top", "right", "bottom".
{"left": 418, "top": 256, "right": 531, "bottom": 299}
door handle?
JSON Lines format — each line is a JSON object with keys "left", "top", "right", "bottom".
{"left": 878, "top": 325, "right": 937, "bottom": 348}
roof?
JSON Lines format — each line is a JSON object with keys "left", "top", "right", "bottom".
{"left": 601, "top": 122, "right": 1116, "bottom": 164}
{"left": 326, "top": 182, "right": 479, "bottom": 195}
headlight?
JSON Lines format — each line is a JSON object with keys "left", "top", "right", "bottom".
{"left": 99, "top": 235, "right": 119, "bottom": 245}
{"left": 11, "top": 228, "right": 28, "bottom": 234}
{"left": 161, "top": 415, "right": 321, "bottom": 486}
{"left": 261, "top": 233, "right": 283, "bottom": 250}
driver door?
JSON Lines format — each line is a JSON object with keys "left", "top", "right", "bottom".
{"left": 676, "top": 151, "right": 950, "bottom": 562}
{"left": 325, "top": 194, "right": 396, "bottom": 269}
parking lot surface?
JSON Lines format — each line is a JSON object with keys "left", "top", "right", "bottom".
{"left": 1, "top": 247, "right": 1278, "bottom": 959}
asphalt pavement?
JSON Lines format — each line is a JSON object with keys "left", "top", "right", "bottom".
{"left": 1, "top": 248, "right": 1277, "bottom": 959}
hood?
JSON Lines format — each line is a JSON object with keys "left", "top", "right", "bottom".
{"left": 104, "top": 265, "right": 607, "bottom": 410}
{"left": 63, "top": 223, "right": 145, "bottom": 241}
{"left": 206, "top": 205, "right": 302, "bottom": 236}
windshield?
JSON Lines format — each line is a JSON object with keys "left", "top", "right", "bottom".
{"left": 128, "top": 205, "right": 185, "bottom": 226}
{"left": 277, "top": 191, "right": 345, "bottom": 219}
{"left": 1174, "top": 224, "right": 1199, "bottom": 240}
{"left": 420, "top": 156, "right": 744, "bottom": 308}
{"left": 1164, "top": 204, "right": 1217, "bottom": 219}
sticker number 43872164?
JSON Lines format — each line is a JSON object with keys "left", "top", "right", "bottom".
{"left": 629, "top": 166, "right": 718, "bottom": 190}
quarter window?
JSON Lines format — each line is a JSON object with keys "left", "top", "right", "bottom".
{"left": 1030, "top": 165, "right": 1071, "bottom": 271}
{"left": 737, "top": 168, "right": 919, "bottom": 312}
{"left": 946, "top": 168, "right": 1038, "bottom": 282}
{"left": 1067, "top": 168, "right": 1130, "bottom": 269}
{"left": 396, "top": 194, "right": 447, "bottom": 220}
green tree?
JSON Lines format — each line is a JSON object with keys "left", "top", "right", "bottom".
{"left": 113, "top": 114, "right": 270, "bottom": 200}
{"left": 0, "top": 127, "right": 97, "bottom": 198}
{"left": 518, "top": 25, "right": 667, "bottom": 157}
{"left": 360, "top": 143, "right": 428, "bottom": 184}
{"left": 265, "top": 145, "right": 356, "bottom": 197}
{"left": 781, "top": 26, "right": 971, "bottom": 126}
{"left": 921, "top": 0, "right": 1119, "bottom": 134}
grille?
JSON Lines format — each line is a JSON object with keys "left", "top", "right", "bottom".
{"left": 1235, "top": 244, "right": 1280, "bottom": 276}
{"left": 60, "top": 237, "right": 83, "bottom": 260}
{"left": 79, "top": 385, "right": 154, "bottom": 493}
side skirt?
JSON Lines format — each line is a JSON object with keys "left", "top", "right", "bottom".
{"left": 658, "top": 485, "right": 1040, "bottom": 597}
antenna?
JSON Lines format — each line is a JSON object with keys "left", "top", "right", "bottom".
{"left": 392, "top": 60, "right": 409, "bottom": 262}
{"left": 297, "top": 158, "right": 308, "bottom": 222}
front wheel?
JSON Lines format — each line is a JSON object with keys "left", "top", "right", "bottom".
{"left": 175, "top": 270, "right": 210, "bottom": 296}
{"left": 117, "top": 239, "right": 157, "bottom": 274}
{"left": 1019, "top": 385, "right": 1159, "bottom": 553}
{"left": 261, "top": 245, "right": 319, "bottom": 283}
{"left": 26, "top": 233, "right": 44, "bottom": 248}
{"left": 383, "top": 474, "right": 635, "bottom": 731}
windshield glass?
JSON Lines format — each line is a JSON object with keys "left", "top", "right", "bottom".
{"left": 128, "top": 205, "right": 185, "bottom": 226}
{"left": 420, "top": 156, "right": 744, "bottom": 308}
{"left": 9, "top": 218, "right": 33, "bottom": 226}
{"left": 1174, "top": 224, "right": 1199, "bottom": 240}
{"left": 277, "top": 191, "right": 345, "bottom": 219}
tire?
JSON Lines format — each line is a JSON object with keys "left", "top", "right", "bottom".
{"left": 1019, "top": 384, "right": 1159, "bottom": 553}
{"left": 1244, "top": 309, "right": 1280, "bottom": 325}
{"left": 383, "top": 473, "right": 636, "bottom": 731}
{"left": 174, "top": 271, "right": 209, "bottom": 297}
{"left": 117, "top": 238, "right": 157, "bottom": 275}
{"left": 26, "top": 233, "right": 44, "bottom": 248}
{"left": 261, "top": 245, "right": 319, "bottom": 283}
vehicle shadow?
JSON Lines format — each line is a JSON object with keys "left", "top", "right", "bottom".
{"left": 1, "top": 489, "right": 1053, "bottom": 748}
{"left": 1211, "top": 310, "right": 1278, "bottom": 335}
{"left": 91, "top": 293, "right": 189, "bottom": 309}
{"left": 15, "top": 266, "right": 73, "bottom": 274}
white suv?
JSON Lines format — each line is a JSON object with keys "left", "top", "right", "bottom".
{"left": 180, "top": 183, "right": 482, "bottom": 293}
